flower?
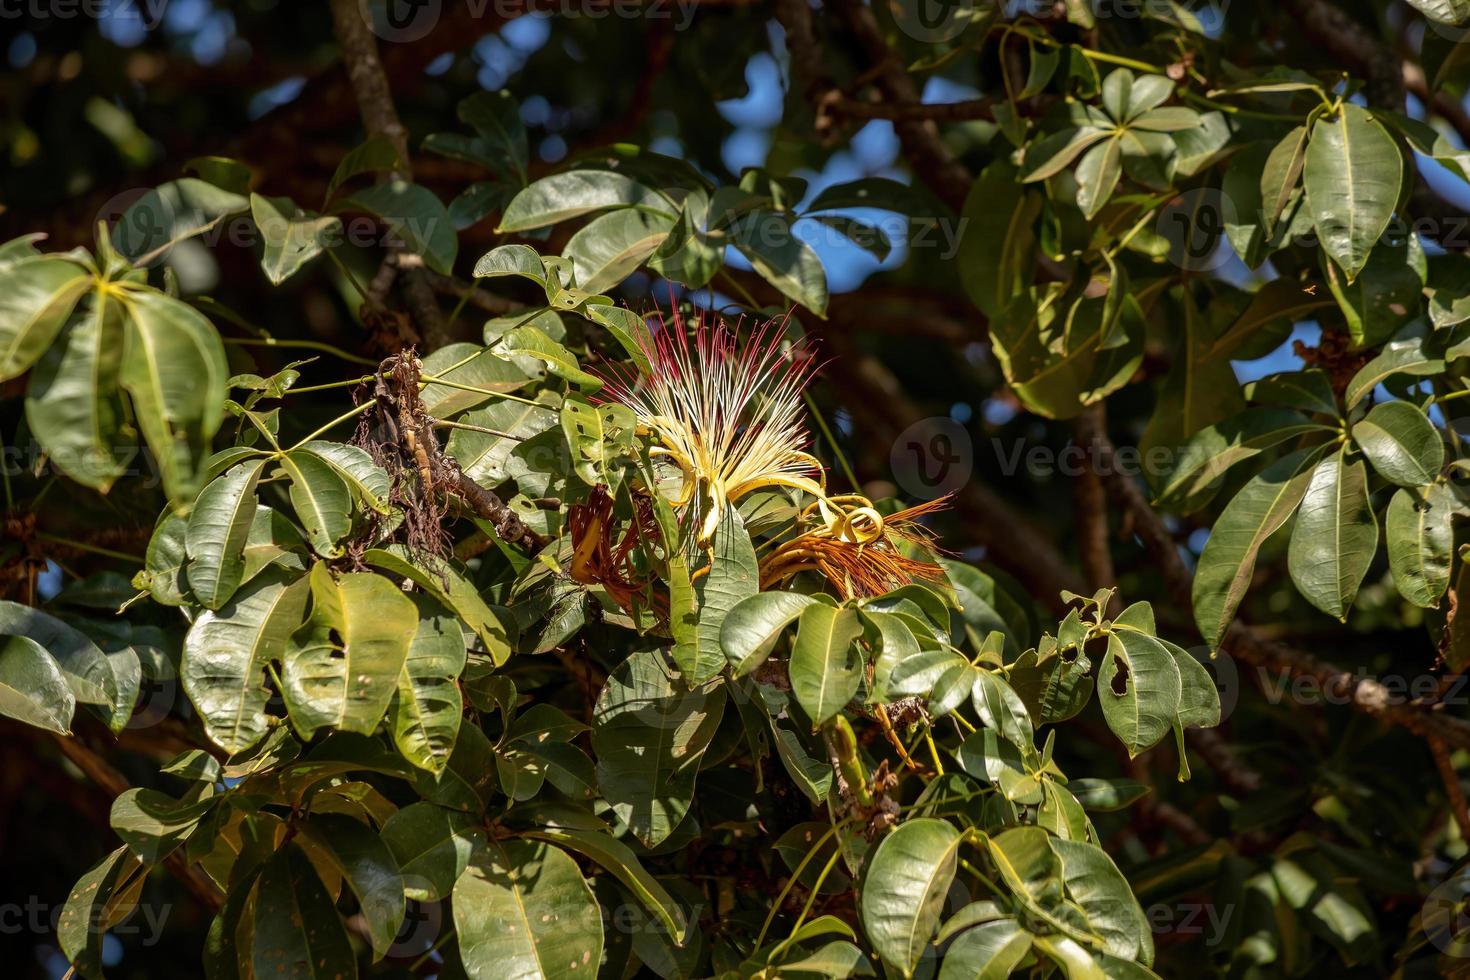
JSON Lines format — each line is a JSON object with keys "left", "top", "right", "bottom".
{"left": 598, "top": 310, "right": 825, "bottom": 544}
{"left": 758, "top": 496, "right": 951, "bottom": 599}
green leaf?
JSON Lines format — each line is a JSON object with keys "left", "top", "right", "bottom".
{"left": 420, "top": 341, "right": 533, "bottom": 416}
{"left": 250, "top": 194, "right": 341, "bottom": 285}
{"left": 673, "top": 506, "right": 759, "bottom": 684}
{"left": 720, "top": 591, "right": 818, "bottom": 676}
{"left": 1157, "top": 408, "right": 1331, "bottom": 506}
{"left": 0, "top": 634, "right": 76, "bottom": 734}
{"left": 1287, "top": 449, "right": 1378, "bottom": 620}
{"left": 363, "top": 546, "right": 513, "bottom": 664}
{"left": 458, "top": 89, "right": 530, "bottom": 177}
{"left": 1303, "top": 105, "right": 1404, "bottom": 280}
{"left": 1261, "top": 126, "right": 1309, "bottom": 237}
{"left": 859, "top": 818, "right": 963, "bottom": 978}
{"left": 1406, "top": 0, "right": 1470, "bottom": 25}
{"left": 499, "top": 323, "right": 601, "bottom": 389}
{"left": 1244, "top": 369, "right": 1338, "bottom": 416}
{"left": 185, "top": 459, "right": 265, "bottom": 610}
{"left": 1021, "top": 127, "right": 1112, "bottom": 181}
{"left": 560, "top": 395, "right": 636, "bottom": 489}
{"left": 730, "top": 211, "right": 829, "bottom": 315}
{"left": 1352, "top": 400, "right": 1444, "bottom": 487}
{"left": 325, "top": 136, "right": 403, "bottom": 202}
{"left": 499, "top": 170, "right": 667, "bottom": 232}
{"left": 472, "top": 243, "right": 548, "bottom": 284}
{"left": 1049, "top": 837, "right": 1154, "bottom": 963}
{"left": 937, "top": 919, "right": 1032, "bottom": 980}
{"left": 281, "top": 564, "right": 418, "bottom": 739}
{"left": 24, "top": 292, "right": 131, "bottom": 490}
{"left": 280, "top": 450, "right": 353, "bottom": 558}
{"left": 789, "top": 604, "right": 865, "bottom": 727}
{"left": 110, "top": 178, "right": 248, "bottom": 262}
{"left": 1192, "top": 447, "right": 1325, "bottom": 647}
{"left": 0, "top": 600, "right": 116, "bottom": 709}
{"left": 592, "top": 650, "right": 725, "bottom": 847}
{"left": 524, "top": 827, "right": 688, "bottom": 944}
{"left": 116, "top": 287, "right": 229, "bottom": 500}
{"left": 182, "top": 569, "right": 310, "bottom": 754}
{"left": 958, "top": 160, "right": 1041, "bottom": 319}
{"left": 299, "top": 814, "right": 404, "bottom": 961}
{"left": 563, "top": 208, "right": 675, "bottom": 293}
{"left": 296, "top": 440, "right": 392, "bottom": 515}
{"left": 806, "top": 177, "right": 934, "bottom": 214}
{"left": 58, "top": 846, "right": 145, "bottom": 980}
{"left": 454, "top": 839, "right": 604, "bottom": 979}
{"left": 808, "top": 214, "right": 892, "bottom": 261}
{"left": 341, "top": 179, "right": 458, "bottom": 275}
{"left": 1067, "top": 778, "right": 1150, "bottom": 811}
{"left": 244, "top": 844, "right": 356, "bottom": 980}
{"left": 1344, "top": 326, "right": 1444, "bottom": 408}
{"left": 1099, "top": 630, "right": 1182, "bottom": 757}
{"left": 110, "top": 787, "right": 214, "bottom": 863}
{"left": 447, "top": 396, "right": 558, "bottom": 487}
{"left": 1324, "top": 231, "right": 1425, "bottom": 347}
{"left": 381, "top": 801, "right": 484, "bottom": 902}
{"left": 1386, "top": 483, "right": 1454, "bottom": 608}
{"left": 1074, "top": 137, "right": 1122, "bottom": 219}
{"left": 388, "top": 594, "right": 467, "bottom": 775}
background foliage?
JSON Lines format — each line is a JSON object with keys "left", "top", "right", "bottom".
{"left": 5, "top": 0, "right": 1470, "bottom": 977}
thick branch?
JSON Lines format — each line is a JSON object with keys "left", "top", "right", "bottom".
{"left": 328, "top": 0, "right": 451, "bottom": 348}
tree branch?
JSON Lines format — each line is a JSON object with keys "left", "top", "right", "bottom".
{"left": 329, "top": 0, "right": 451, "bottom": 348}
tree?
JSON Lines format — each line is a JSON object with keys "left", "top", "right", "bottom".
{"left": 2, "top": 0, "right": 1470, "bottom": 975}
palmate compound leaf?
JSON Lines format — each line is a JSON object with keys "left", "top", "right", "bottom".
{"left": 280, "top": 564, "right": 417, "bottom": 740}
{"left": 182, "top": 568, "right": 311, "bottom": 755}
{"left": 453, "top": 839, "right": 604, "bottom": 979}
